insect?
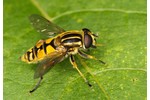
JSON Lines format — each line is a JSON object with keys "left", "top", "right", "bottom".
{"left": 20, "top": 14, "right": 105, "bottom": 93}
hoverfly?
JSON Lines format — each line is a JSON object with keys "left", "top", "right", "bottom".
{"left": 20, "top": 14, "right": 105, "bottom": 93}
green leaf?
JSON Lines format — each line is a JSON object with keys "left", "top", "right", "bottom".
{"left": 4, "top": 0, "right": 146, "bottom": 100}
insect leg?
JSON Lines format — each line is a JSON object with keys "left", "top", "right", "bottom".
{"left": 69, "top": 55, "right": 92, "bottom": 87}
{"left": 78, "top": 50, "right": 105, "bottom": 64}
{"left": 29, "top": 76, "right": 43, "bottom": 93}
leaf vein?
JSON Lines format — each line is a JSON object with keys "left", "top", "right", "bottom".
{"left": 30, "top": 0, "right": 51, "bottom": 20}
{"left": 93, "top": 68, "right": 146, "bottom": 75}
{"left": 51, "top": 8, "right": 146, "bottom": 21}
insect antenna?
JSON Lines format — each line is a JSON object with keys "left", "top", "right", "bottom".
{"left": 29, "top": 76, "right": 43, "bottom": 93}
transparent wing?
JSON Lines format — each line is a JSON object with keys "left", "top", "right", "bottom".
{"left": 34, "top": 50, "right": 67, "bottom": 79}
{"left": 29, "top": 14, "right": 65, "bottom": 36}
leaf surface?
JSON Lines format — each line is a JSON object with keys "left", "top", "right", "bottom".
{"left": 4, "top": 0, "right": 146, "bottom": 100}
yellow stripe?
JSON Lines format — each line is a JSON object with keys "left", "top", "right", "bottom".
{"left": 61, "top": 36, "right": 81, "bottom": 42}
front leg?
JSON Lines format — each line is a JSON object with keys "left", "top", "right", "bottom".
{"left": 69, "top": 55, "right": 92, "bottom": 87}
{"left": 78, "top": 50, "right": 105, "bottom": 64}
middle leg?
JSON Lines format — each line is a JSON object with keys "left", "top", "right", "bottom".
{"left": 69, "top": 55, "right": 92, "bottom": 87}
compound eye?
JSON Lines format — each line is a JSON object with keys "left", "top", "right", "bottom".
{"left": 84, "top": 34, "right": 92, "bottom": 48}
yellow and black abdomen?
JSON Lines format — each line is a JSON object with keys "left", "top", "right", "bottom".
{"left": 21, "top": 38, "right": 56, "bottom": 63}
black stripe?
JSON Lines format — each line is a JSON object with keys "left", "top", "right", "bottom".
{"left": 66, "top": 44, "right": 81, "bottom": 48}
{"left": 34, "top": 46, "right": 38, "bottom": 57}
{"left": 39, "top": 45, "right": 43, "bottom": 50}
{"left": 43, "top": 41, "right": 47, "bottom": 54}
{"left": 61, "top": 33, "right": 82, "bottom": 39}
{"left": 49, "top": 39, "right": 56, "bottom": 49}
{"left": 62, "top": 38, "right": 81, "bottom": 43}
{"left": 33, "top": 43, "right": 44, "bottom": 57}
{"left": 26, "top": 51, "right": 31, "bottom": 61}
{"left": 31, "top": 48, "right": 35, "bottom": 60}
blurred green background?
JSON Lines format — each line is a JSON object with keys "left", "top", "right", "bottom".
{"left": 4, "top": 0, "right": 146, "bottom": 100}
